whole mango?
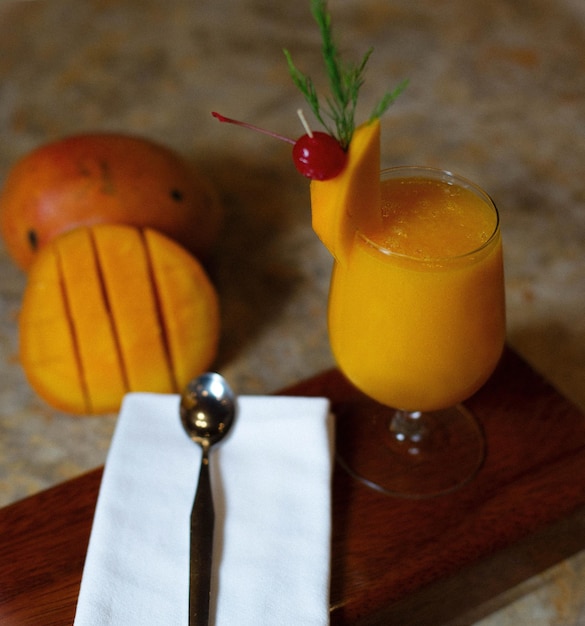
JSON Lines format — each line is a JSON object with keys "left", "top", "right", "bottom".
{"left": 0, "top": 133, "right": 223, "bottom": 271}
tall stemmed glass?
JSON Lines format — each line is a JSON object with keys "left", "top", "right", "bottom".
{"left": 328, "top": 166, "right": 505, "bottom": 498}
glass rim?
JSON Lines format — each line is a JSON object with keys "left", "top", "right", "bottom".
{"left": 356, "top": 166, "right": 501, "bottom": 263}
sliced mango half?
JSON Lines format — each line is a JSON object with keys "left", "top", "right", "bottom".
{"left": 309, "top": 119, "right": 381, "bottom": 263}
{"left": 19, "top": 224, "right": 220, "bottom": 414}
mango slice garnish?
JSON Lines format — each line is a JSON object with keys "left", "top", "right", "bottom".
{"left": 309, "top": 119, "right": 381, "bottom": 264}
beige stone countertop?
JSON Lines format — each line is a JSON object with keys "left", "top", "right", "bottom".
{"left": 0, "top": 0, "right": 584, "bottom": 623}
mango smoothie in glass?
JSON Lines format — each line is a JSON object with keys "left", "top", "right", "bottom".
{"left": 213, "top": 0, "right": 504, "bottom": 497}
{"left": 328, "top": 166, "right": 505, "bottom": 497}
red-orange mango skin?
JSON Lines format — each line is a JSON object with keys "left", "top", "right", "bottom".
{"left": 0, "top": 133, "right": 223, "bottom": 271}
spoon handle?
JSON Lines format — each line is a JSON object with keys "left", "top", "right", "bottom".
{"left": 189, "top": 449, "right": 214, "bottom": 625}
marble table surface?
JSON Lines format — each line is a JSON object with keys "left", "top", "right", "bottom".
{"left": 0, "top": 0, "right": 584, "bottom": 623}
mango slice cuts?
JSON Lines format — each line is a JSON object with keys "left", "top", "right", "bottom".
{"left": 309, "top": 119, "right": 381, "bottom": 264}
{"left": 55, "top": 227, "right": 128, "bottom": 413}
{"left": 145, "top": 229, "right": 220, "bottom": 389}
{"left": 19, "top": 224, "right": 220, "bottom": 415}
{"left": 19, "top": 246, "right": 89, "bottom": 413}
{"left": 92, "top": 225, "right": 175, "bottom": 394}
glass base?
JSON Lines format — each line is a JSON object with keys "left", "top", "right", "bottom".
{"left": 335, "top": 402, "right": 486, "bottom": 498}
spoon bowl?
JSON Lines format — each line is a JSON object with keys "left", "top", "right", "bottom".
{"left": 180, "top": 371, "right": 236, "bottom": 448}
{"left": 179, "top": 372, "right": 236, "bottom": 625}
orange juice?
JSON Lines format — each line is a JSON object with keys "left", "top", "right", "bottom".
{"left": 328, "top": 167, "right": 505, "bottom": 411}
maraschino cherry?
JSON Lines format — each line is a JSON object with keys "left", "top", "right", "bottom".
{"left": 212, "top": 111, "right": 347, "bottom": 181}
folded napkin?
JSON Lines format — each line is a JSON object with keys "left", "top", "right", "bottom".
{"left": 74, "top": 390, "right": 333, "bottom": 626}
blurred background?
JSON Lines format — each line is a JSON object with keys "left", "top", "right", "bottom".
{"left": 0, "top": 0, "right": 584, "bottom": 622}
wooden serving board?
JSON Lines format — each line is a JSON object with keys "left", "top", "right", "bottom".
{"left": 1, "top": 346, "right": 585, "bottom": 625}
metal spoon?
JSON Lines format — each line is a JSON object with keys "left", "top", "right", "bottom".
{"left": 180, "top": 372, "right": 237, "bottom": 625}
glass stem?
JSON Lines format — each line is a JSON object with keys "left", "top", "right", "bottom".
{"left": 389, "top": 409, "right": 428, "bottom": 444}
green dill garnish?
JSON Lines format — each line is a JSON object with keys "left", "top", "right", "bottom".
{"left": 284, "top": 0, "right": 408, "bottom": 150}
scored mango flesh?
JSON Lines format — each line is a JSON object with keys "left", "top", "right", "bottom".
{"left": 310, "top": 119, "right": 381, "bottom": 263}
{"left": 19, "top": 224, "right": 220, "bottom": 414}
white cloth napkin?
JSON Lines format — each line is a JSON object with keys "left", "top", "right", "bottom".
{"left": 74, "top": 391, "right": 333, "bottom": 626}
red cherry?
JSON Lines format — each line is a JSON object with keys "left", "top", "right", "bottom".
{"left": 212, "top": 111, "right": 347, "bottom": 181}
{"left": 292, "top": 132, "right": 347, "bottom": 180}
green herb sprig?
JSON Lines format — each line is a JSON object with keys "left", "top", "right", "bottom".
{"left": 284, "top": 0, "right": 408, "bottom": 150}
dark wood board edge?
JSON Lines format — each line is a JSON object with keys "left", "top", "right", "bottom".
{"left": 0, "top": 468, "right": 102, "bottom": 625}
